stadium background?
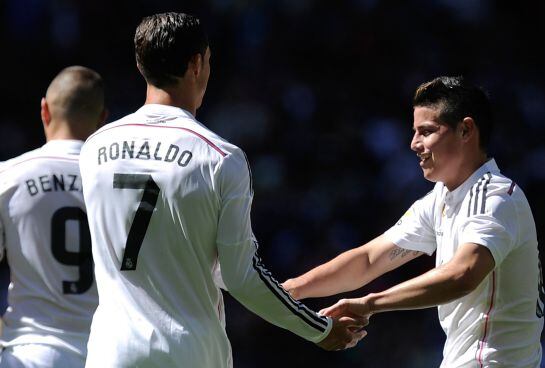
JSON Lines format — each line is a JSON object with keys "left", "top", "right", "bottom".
{"left": 1, "top": 1, "right": 544, "bottom": 366}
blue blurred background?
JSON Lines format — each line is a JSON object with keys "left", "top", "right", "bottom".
{"left": 1, "top": 1, "right": 544, "bottom": 367}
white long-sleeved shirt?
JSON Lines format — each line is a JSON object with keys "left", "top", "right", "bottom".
{"left": 80, "top": 104, "right": 331, "bottom": 368}
{"left": 0, "top": 140, "right": 98, "bottom": 359}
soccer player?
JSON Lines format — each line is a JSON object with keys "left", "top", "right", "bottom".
{"left": 80, "top": 12, "right": 365, "bottom": 368}
{"left": 283, "top": 76, "right": 544, "bottom": 367}
{"left": 0, "top": 66, "right": 105, "bottom": 367}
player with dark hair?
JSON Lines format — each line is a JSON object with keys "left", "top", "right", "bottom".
{"left": 81, "top": 12, "right": 366, "bottom": 368}
{"left": 284, "top": 76, "right": 543, "bottom": 367}
{"left": 0, "top": 66, "right": 105, "bottom": 368}
{"left": 134, "top": 12, "right": 209, "bottom": 88}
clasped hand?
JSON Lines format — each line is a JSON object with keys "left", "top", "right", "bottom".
{"left": 316, "top": 297, "right": 371, "bottom": 351}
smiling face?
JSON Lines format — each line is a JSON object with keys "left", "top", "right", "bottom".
{"left": 411, "top": 105, "right": 465, "bottom": 187}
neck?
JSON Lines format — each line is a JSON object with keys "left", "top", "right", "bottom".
{"left": 144, "top": 84, "right": 197, "bottom": 116}
{"left": 444, "top": 152, "right": 488, "bottom": 191}
{"left": 45, "top": 123, "right": 87, "bottom": 142}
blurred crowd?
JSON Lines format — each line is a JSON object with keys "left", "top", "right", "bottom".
{"left": 1, "top": 1, "right": 544, "bottom": 367}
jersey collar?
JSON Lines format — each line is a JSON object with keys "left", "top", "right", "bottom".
{"left": 443, "top": 158, "right": 500, "bottom": 206}
{"left": 137, "top": 104, "right": 195, "bottom": 120}
{"left": 42, "top": 140, "right": 84, "bottom": 155}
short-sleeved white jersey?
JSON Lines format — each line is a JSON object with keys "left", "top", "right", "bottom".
{"left": 0, "top": 140, "right": 98, "bottom": 357}
{"left": 79, "top": 104, "right": 331, "bottom": 368}
{"left": 385, "top": 159, "right": 543, "bottom": 367}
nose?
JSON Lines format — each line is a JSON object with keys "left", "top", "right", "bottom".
{"left": 410, "top": 132, "right": 422, "bottom": 152}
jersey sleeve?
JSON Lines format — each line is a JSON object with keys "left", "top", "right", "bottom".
{"left": 459, "top": 193, "right": 517, "bottom": 266}
{"left": 0, "top": 167, "right": 9, "bottom": 262}
{"left": 215, "top": 149, "right": 332, "bottom": 343}
{"left": 383, "top": 191, "right": 437, "bottom": 255}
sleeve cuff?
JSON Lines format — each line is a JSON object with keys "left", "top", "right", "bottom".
{"left": 383, "top": 228, "right": 436, "bottom": 256}
{"left": 312, "top": 316, "right": 333, "bottom": 343}
{"left": 460, "top": 236, "right": 502, "bottom": 265}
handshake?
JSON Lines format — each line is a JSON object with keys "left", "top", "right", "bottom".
{"left": 283, "top": 280, "right": 373, "bottom": 351}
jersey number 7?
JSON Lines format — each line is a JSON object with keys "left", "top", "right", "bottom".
{"left": 113, "top": 173, "right": 160, "bottom": 271}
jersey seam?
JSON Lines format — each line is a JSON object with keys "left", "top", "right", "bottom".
{"left": 86, "top": 123, "right": 227, "bottom": 157}
{"left": 0, "top": 156, "right": 79, "bottom": 175}
{"left": 476, "top": 270, "right": 496, "bottom": 367}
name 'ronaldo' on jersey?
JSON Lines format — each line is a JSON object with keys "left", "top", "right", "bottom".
{"left": 97, "top": 140, "right": 193, "bottom": 167}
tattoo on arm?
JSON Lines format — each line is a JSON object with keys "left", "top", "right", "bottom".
{"left": 389, "top": 247, "right": 422, "bottom": 261}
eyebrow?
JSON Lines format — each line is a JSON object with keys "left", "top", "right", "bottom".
{"left": 412, "top": 122, "right": 439, "bottom": 131}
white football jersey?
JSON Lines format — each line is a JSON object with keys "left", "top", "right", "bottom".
{"left": 385, "top": 159, "right": 543, "bottom": 367}
{"left": 80, "top": 104, "right": 331, "bottom": 368}
{"left": 0, "top": 140, "right": 98, "bottom": 357}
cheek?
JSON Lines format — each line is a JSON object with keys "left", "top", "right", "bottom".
{"left": 428, "top": 137, "right": 458, "bottom": 162}
{"left": 423, "top": 136, "right": 441, "bottom": 153}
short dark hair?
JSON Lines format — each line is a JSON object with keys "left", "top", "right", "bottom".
{"left": 47, "top": 66, "right": 104, "bottom": 124}
{"left": 134, "top": 12, "right": 208, "bottom": 88}
{"left": 413, "top": 76, "right": 493, "bottom": 152}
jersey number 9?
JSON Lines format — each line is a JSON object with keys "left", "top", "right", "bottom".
{"left": 51, "top": 207, "right": 94, "bottom": 294}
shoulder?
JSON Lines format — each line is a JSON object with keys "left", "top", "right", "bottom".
{"left": 0, "top": 148, "right": 45, "bottom": 177}
{"left": 414, "top": 183, "right": 442, "bottom": 206}
{"left": 465, "top": 171, "right": 511, "bottom": 204}
{"left": 176, "top": 115, "right": 242, "bottom": 159}
{"left": 84, "top": 114, "right": 137, "bottom": 146}
{"left": 401, "top": 183, "right": 441, "bottom": 222}
{"left": 217, "top": 146, "right": 250, "bottom": 176}
{"left": 167, "top": 115, "right": 250, "bottom": 169}
{"left": 0, "top": 149, "right": 45, "bottom": 198}
{"left": 480, "top": 171, "right": 519, "bottom": 200}
{"left": 213, "top": 144, "right": 253, "bottom": 195}
{"left": 80, "top": 113, "right": 144, "bottom": 162}
{"left": 467, "top": 170, "right": 528, "bottom": 217}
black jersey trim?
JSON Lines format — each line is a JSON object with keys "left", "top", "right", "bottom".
{"left": 479, "top": 172, "right": 492, "bottom": 214}
{"left": 468, "top": 172, "right": 492, "bottom": 216}
{"left": 507, "top": 181, "right": 516, "bottom": 196}
{"left": 467, "top": 183, "right": 475, "bottom": 217}
{"left": 473, "top": 178, "right": 484, "bottom": 215}
{"left": 251, "top": 241, "right": 328, "bottom": 332}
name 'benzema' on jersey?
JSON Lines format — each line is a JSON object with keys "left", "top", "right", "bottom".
{"left": 97, "top": 140, "right": 193, "bottom": 167}
{"left": 25, "top": 173, "right": 81, "bottom": 196}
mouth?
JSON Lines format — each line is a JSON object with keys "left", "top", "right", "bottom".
{"left": 417, "top": 152, "right": 431, "bottom": 167}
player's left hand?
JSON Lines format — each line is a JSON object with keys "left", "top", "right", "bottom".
{"left": 317, "top": 315, "right": 369, "bottom": 351}
{"left": 319, "top": 297, "right": 372, "bottom": 320}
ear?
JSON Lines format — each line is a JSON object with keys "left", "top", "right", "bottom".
{"left": 459, "top": 117, "right": 475, "bottom": 142}
{"left": 98, "top": 108, "right": 109, "bottom": 129}
{"left": 187, "top": 53, "right": 203, "bottom": 79}
{"left": 41, "top": 97, "right": 51, "bottom": 127}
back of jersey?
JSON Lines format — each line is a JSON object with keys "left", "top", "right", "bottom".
{"left": 81, "top": 105, "right": 238, "bottom": 367}
{"left": 0, "top": 140, "right": 97, "bottom": 354}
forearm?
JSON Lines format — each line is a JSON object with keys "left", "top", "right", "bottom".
{"left": 366, "top": 263, "right": 477, "bottom": 314}
{"left": 320, "top": 243, "right": 496, "bottom": 320}
{"left": 219, "top": 241, "right": 332, "bottom": 343}
{"left": 284, "top": 248, "right": 372, "bottom": 299}
{"left": 284, "top": 236, "right": 421, "bottom": 300}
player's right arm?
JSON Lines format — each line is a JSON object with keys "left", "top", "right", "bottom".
{"left": 283, "top": 236, "right": 423, "bottom": 300}
{"left": 215, "top": 149, "right": 365, "bottom": 350}
{"left": 283, "top": 190, "right": 437, "bottom": 300}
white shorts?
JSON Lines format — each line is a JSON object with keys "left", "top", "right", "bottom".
{"left": 0, "top": 344, "right": 85, "bottom": 368}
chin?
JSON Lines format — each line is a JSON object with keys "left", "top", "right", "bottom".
{"left": 422, "top": 170, "right": 439, "bottom": 183}
{"left": 196, "top": 97, "right": 205, "bottom": 110}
